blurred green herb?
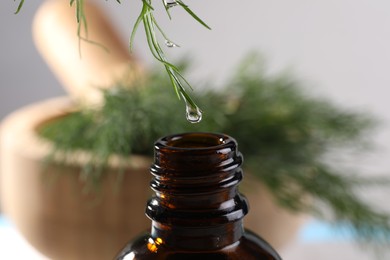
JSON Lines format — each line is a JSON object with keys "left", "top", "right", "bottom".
{"left": 39, "top": 54, "right": 390, "bottom": 247}
{"left": 14, "top": 0, "right": 24, "bottom": 14}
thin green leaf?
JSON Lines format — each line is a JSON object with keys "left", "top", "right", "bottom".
{"left": 166, "top": 69, "right": 181, "bottom": 99}
{"left": 78, "top": 36, "right": 109, "bottom": 53}
{"left": 14, "top": 0, "right": 25, "bottom": 14}
{"left": 152, "top": 16, "right": 180, "bottom": 47}
{"left": 169, "top": 66, "right": 193, "bottom": 91}
{"left": 141, "top": 0, "right": 154, "bottom": 11}
{"left": 162, "top": 0, "right": 173, "bottom": 20}
{"left": 144, "top": 12, "right": 196, "bottom": 108}
{"left": 129, "top": 16, "right": 144, "bottom": 51}
{"left": 143, "top": 11, "right": 165, "bottom": 62}
{"left": 176, "top": 0, "right": 211, "bottom": 30}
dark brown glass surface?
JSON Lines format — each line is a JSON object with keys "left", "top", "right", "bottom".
{"left": 116, "top": 133, "right": 282, "bottom": 260}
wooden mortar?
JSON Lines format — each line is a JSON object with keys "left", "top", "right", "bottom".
{"left": 0, "top": 97, "right": 152, "bottom": 260}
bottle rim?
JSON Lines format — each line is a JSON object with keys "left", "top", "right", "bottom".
{"left": 155, "top": 132, "right": 236, "bottom": 151}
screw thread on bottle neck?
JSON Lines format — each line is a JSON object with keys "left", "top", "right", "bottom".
{"left": 146, "top": 132, "right": 249, "bottom": 249}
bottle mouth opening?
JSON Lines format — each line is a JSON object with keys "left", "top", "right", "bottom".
{"left": 157, "top": 132, "right": 232, "bottom": 150}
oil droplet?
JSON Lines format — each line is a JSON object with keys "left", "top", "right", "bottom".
{"left": 186, "top": 104, "right": 202, "bottom": 123}
{"left": 163, "top": 0, "right": 178, "bottom": 9}
{"left": 165, "top": 40, "right": 179, "bottom": 48}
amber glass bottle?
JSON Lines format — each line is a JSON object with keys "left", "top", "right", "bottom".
{"left": 116, "top": 132, "right": 282, "bottom": 260}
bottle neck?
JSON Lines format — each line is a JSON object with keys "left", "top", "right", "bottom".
{"left": 151, "top": 220, "right": 244, "bottom": 250}
{"left": 146, "top": 132, "right": 249, "bottom": 250}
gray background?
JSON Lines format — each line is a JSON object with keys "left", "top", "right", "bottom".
{"left": 1, "top": 0, "right": 390, "bottom": 259}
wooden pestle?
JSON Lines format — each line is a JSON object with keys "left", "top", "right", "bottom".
{"left": 33, "top": 0, "right": 144, "bottom": 105}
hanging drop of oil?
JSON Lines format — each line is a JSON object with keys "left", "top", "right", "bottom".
{"left": 165, "top": 40, "right": 179, "bottom": 48}
{"left": 185, "top": 104, "right": 202, "bottom": 123}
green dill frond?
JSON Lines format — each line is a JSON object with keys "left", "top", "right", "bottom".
{"left": 67, "top": 0, "right": 209, "bottom": 118}
{"left": 132, "top": 0, "right": 207, "bottom": 120}
{"left": 13, "top": 0, "right": 208, "bottom": 113}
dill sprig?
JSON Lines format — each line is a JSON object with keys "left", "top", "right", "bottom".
{"left": 15, "top": 0, "right": 210, "bottom": 119}
{"left": 39, "top": 55, "right": 390, "bottom": 247}
{"left": 69, "top": 0, "right": 111, "bottom": 55}
{"left": 70, "top": 0, "right": 88, "bottom": 55}
{"left": 131, "top": 0, "right": 210, "bottom": 120}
